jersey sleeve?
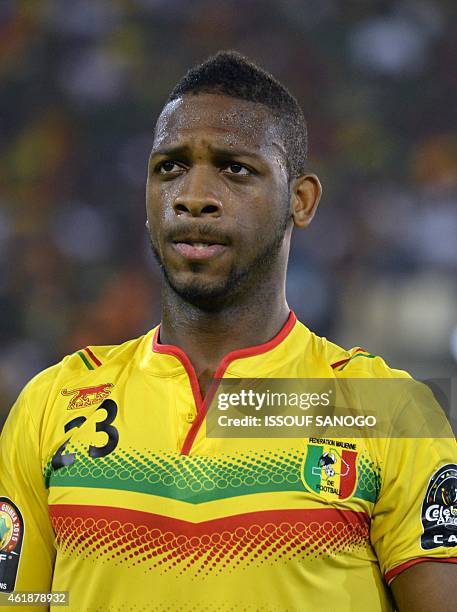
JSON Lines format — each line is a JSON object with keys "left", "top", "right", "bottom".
{"left": 371, "top": 432, "right": 457, "bottom": 585}
{"left": 334, "top": 348, "right": 457, "bottom": 583}
{"left": 0, "top": 385, "right": 56, "bottom": 600}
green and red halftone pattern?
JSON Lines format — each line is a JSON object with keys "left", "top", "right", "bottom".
{"left": 45, "top": 447, "right": 381, "bottom": 504}
{"left": 49, "top": 505, "right": 369, "bottom": 576}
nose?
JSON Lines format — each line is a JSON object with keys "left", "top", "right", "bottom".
{"left": 172, "top": 166, "right": 222, "bottom": 218}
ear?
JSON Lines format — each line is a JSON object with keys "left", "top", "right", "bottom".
{"left": 290, "top": 174, "right": 322, "bottom": 229}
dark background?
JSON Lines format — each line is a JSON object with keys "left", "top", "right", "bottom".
{"left": 1, "top": 0, "right": 456, "bottom": 422}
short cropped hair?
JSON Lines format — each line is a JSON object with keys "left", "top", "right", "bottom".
{"left": 166, "top": 51, "right": 308, "bottom": 179}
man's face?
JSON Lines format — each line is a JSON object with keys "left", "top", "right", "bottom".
{"left": 146, "top": 93, "right": 292, "bottom": 309}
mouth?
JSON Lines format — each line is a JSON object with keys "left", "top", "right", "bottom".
{"left": 171, "top": 237, "right": 228, "bottom": 261}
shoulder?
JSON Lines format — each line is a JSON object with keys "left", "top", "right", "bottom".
{"left": 60, "top": 331, "right": 155, "bottom": 374}
{"left": 297, "top": 321, "right": 410, "bottom": 379}
{"left": 328, "top": 343, "right": 410, "bottom": 379}
{"left": 17, "top": 329, "right": 157, "bottom": 421}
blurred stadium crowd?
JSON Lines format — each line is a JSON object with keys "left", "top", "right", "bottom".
{"left": 1, "top": 0, "right": 456, "bottom": 420}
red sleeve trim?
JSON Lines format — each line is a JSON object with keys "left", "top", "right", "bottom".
{"left": 385, "top": 557, "right": 457, "bottom": 585}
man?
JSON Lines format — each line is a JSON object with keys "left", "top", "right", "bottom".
{"left": 0, "top": 51, "right": 456, "bottom": 611}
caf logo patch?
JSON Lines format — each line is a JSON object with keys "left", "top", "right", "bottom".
{"left": 301, "top": 442, "right": 358, "bottom": 500}
{"left": 421, "top": 463, "right": 457, "bottom": 550}
{"left": 0, "top": 498, "right": 24, "bottom": 593}
{"left": 61, "top": 382, "right": 114, "bottom": 410}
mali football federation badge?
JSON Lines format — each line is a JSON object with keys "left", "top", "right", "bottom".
{"left": 301, "top": 441, "right": 358, "bottom": 501}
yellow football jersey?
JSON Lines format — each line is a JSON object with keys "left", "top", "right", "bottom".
{"left": 0, "top": 312, "right": 456, "bottom": 611}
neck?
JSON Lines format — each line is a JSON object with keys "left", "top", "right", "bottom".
{"left": 159, "top": 276, "right": 290, "bottom": 390}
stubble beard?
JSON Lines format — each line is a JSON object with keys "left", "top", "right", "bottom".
{"left": 149, "top": 211, "right": 290, "bottom": 312}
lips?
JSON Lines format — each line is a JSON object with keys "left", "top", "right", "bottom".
{"left": 170, "top": 234, "right": 229, "bottom": 261}
{"left": 173, "top": 242, "right": 227, "bottom": 260}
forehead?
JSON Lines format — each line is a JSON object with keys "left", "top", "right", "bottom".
{"left": 153, "top": 93, "right": 283, "bottom": 154}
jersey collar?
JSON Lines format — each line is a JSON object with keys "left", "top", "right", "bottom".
{"left": 149, "top": 310, "right": 298, "bottom": 379}
{"left": 148, "top": 311, "right": 306, "bottom": 455}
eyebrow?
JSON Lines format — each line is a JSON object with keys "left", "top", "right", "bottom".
{"left": 149, "top": 143, "right": 264, "bottom": 160}
{"left": 149, "top": 145, "right": 190, "bottom": 159}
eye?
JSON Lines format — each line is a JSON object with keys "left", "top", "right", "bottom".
{"left": 157, "top": 160, "right": 182, "bottom": 174}
{"left": 224, "top": 162, "right": 250, "bottom": 176}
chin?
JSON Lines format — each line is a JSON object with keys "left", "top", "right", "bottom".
{"left": 165, "top": 268, "right": 247, "bottom": 311}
